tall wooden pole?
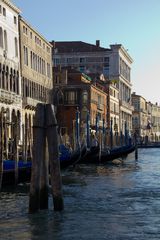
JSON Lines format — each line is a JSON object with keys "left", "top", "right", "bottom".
{"left": 110, "top": 119, "right": 113, "bottom": 149}
{"left": 24, "top": 117, "right": 28, "bottom": 162}
{"left": 0, "top": 114, "right": 3, "bottom": 190}
{"left": 22, "top": 124, "right": 25, "bottom": 161}
{"left": 75, "top": 108, "right": 80, "bottom": 149}
{"left": 14, "top": 117, "right": 19, "bottom": 185}
{"left": 46, "top": 104, "right": 64, "bottom": 211}
{"left": 29, "top": 103, "right": 45, "bottom": 213}
{"left": 39, "top": 137, "right": 49, "bottom": 210}
{"left": 86, "top": 111, "right": 90, "bottom": 150}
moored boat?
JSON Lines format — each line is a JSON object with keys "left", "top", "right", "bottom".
{"left": 100, "top": 145, "right": 135, "bottom": 163}
{"left": 79, "top": 145, "right": 135, "bottom": 164}
{"left": 2, "top": 160, "right": 32, "bottom": 186}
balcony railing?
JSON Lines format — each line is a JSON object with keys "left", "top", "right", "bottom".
{"left": 140, "top": 108, "right": 147, "bottom": 113}
{"left": 0, "top": 88, "right": 21, "bottom": 104}
{"left": 120, "top": 100, "right": 134, "bottom": 111}
{"left": 23, "top": 97, "right": 43, "bottom": 108}
{"left": 64, "top": 100, "right": 78, "bottom": 106}
{"left": 97, "top": 103, "right": 104, "bottom": 110}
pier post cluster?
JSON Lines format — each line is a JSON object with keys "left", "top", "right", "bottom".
{"left": 29, "top": 103, "right": 64, "bottom": 213}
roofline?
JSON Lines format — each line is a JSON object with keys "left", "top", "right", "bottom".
{"left": 110, "top": 44, "right": 133, "bottom": 63}
{"left": 20, "top": 16, "right": 52, "bottom": 47}
{"left": 51, "top": 40, "right": 110, "bottom": 52}
{"left": 131, "top": 93, "right": 147, "bottom": 102}
{"left": 3, "top": 0, "right": 21, "bottom": 14}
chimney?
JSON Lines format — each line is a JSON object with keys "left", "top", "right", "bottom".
{"left": 51, "top": 40, "right": 55, "bottom": 48}
{"left": 96, "top": 40, "right": 100, "bottom": 47}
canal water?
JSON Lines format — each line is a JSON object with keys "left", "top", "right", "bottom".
{"left": 1, "top": 148, "right": 160, "bottom": 240}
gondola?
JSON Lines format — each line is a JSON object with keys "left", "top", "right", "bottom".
{"left": 59, "top": 144, "right": 87, "bottom": 168}
{"left": 78, "top": 146, "right": 100, "bottom": 163}
{"left": 79, "top": 144, "right": 135, "bottom": 164}
{"left": 100, "top": 145, "right": 135, "bottom": 163}
{"left": 2, "top": 160, "right": 32, "bottom": 186}
{"left": 2, "top": 144, "right": 86, "bottom": 186}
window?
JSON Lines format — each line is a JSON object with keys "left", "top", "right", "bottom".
{"left": 15, "top": 37, "right": 18, "bottom": 57}
{"left": 82, "top": 90, "right": 88, "bottom": 104}
{"left": 3, "top": 8, "right": 6, "bottom": 17}
{"left": 80, "top": 57, "right": 85, "bottom": 63}
{"left": 79, "top": 66, "right": 85, "bottom": 72}
{"left": 0, "top": 5, "right": 2, "bottom": 14}
{"left": 24, "top": 46, "right": 28, "bottom": 65}
{"left": 14, "top": 16, "right": 17, "bottom": 24}
{"left": 0, "top": 27, "right": 3, "bottom": 48}
{"left": 26, "top": 48, "right": 28, "bottom": 66}
{"left": 47, "top": 63, "right": 50, "bottom": 78}
{"left": 103, "top": 65, "right": 109, "bottom": 76}
{"left": 30, "top": 51, "right": 33, "bottom": 68}
{"left": 30, "top": 32, "right": 32, "bottom": 39}
{"left": 104, "top": 57, "right": 109, "bottom": 65}
{"left": 47, "top": 46, "right": 50, "bottom": 53}
{"left": 65, "top": 91, "right": 77, "bottom": 105}
{"left": 4, "top": 30, "right": 7, "bottom": 51}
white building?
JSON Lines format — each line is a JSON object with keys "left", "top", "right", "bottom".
{"left": 108, "top": 44, "right": 134, "bottom": 134}
{"left": 0, "top": 0, "right": 22, "bottom": 146}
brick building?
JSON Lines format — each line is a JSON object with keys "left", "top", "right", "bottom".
{"left": 53, "top": 67, "right": 107, "bottom": 141}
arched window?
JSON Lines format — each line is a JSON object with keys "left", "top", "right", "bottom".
{"left": 0, "top": 27, "right": 3, "bottom": 48}
{"left": 2, "top": 65, "right": 5, "bottom": 89}
{"left": 10, "top": 68, "right": 13, "bottom": 92}
{"left": 4, "top": 30, "right": 7, "bottom": 51}
{"left": 16, "top": 71, "right": 19, "bottom": 94}
{"left": 15, "top": 37, "right": 18, "bottom": 57}
{"left": 13, "top": 70, "right": 16, "bottom": 92}
{"left": 6, "top": 66, "right": 9, "bottom": 90}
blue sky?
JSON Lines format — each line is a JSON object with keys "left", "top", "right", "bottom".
{"left": 13, "top": 0, "right": 160, "bottom": 103}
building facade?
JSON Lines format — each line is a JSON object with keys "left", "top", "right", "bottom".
{"left": 151, "top": 103, "right": 160, "bottom": 140}
{"left": 132, "top": 93, "right": 148, "bottom": 139}
{"left": 51, "top": 40, "right": 133, "bottom": 134}
{"left": 108, "top": 45, "right": 133, "bottom": 134}
{"left": 19, "top": 17, "right": 53, "bottom": 156}
{"left": 53, "top": 67, "right": 107, "bottom": 147}
{"left": 0, "top": 0, "right": 22, "bottom": 158}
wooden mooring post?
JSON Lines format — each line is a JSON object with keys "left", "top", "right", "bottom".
{"left": 46, "top": 104, "right": 64, "bottom": 211}
{"left": 0, "top": 119, "right": 3, "bottom": 191}
{"left": 29, "top": 104, "right": 45, "bottom": 213}
{"left": 135, "top": 144, "right": 138, "bottom": 160}
{"left": 29, "top": 103, "right": 63, "bottom": 213}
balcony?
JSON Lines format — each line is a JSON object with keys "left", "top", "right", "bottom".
{"left": 23, "top": 97, "right": 43, "bottom": 108}
{"left": 0, "top": 88, "right": 21, "bottom": 104}
{"left": 140, "top": 108, "right": 147, "bottom": 114}
{"left": 97, "top": 103, "right": 104, "bottom": 111}
{"left": 64, "top": 100, "right": 78, "bottom": 106}
{"left": 120, "top": 100, "right": 134, "bottom": 111}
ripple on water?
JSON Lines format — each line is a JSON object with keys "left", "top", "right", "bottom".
{"left": 1, "top": 149, "right": 160, "bottom": 239}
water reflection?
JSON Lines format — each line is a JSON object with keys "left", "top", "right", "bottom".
{"left": 1, "top": 149, "right": 160, "bottom": 239}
